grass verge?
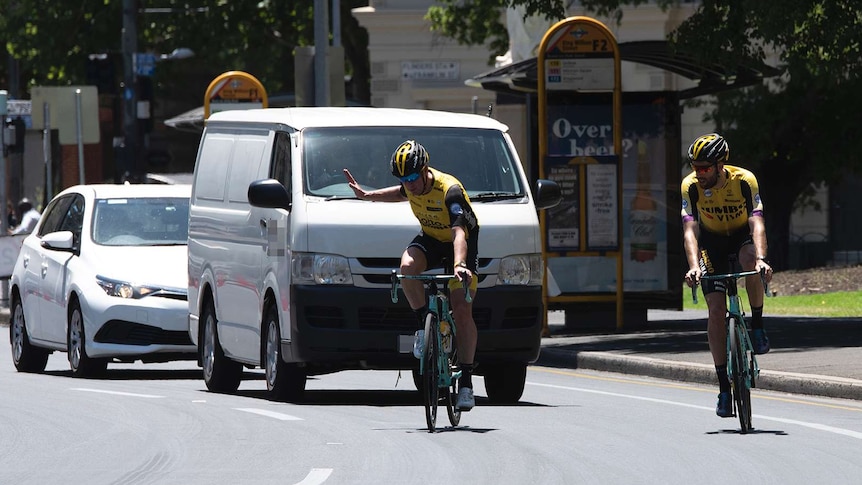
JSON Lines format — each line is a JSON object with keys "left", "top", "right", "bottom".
{"left": 683, "top": 288, "right": 862, "bottom": 318}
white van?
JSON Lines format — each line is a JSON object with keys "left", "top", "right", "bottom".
{"left": 188, "top": 107, "right": 560, "bottom": 402}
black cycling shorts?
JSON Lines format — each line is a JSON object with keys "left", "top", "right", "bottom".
{"left": 407, "top": 231, "right": 480, "bottom": 294}
{"left": 698, "top": 227, "right": 753, "bottom": 295}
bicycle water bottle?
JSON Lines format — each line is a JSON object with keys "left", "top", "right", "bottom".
{"left": 440, "top": 320, "right": 452, "bottom": 353}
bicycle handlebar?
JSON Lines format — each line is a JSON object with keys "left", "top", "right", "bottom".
{"left": 390, "top": 271, "right": 473, "bottom": 304}
{"left": 691, "top": 268, "right": 771, "bottom": 304}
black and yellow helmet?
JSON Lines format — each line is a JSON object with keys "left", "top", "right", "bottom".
{"left": 390, "top": 140, "right": 429, "bottom": 178}
{"left": 688, "top": 133, "right": 729, "bottom": 164}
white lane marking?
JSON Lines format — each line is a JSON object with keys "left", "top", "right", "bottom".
{"left": 71, "top": 388, "right": 164, "bottom": 398}
{"left": 529, "top": 382, "right": 862, "bottom": 440}
{"left": 235, "top": 408, "right": 304, "bottom": 421}
{"left": 293, "top": 468, "right": 333, "bottom": 485}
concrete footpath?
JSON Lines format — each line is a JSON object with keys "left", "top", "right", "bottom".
{"left": 540, "top": 309, "right": 862, "bottom": 401}
{"left": 2, "top": 305, "right": 861, "bottom": 401}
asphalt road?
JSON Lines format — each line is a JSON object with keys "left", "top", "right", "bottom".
{"left": 2, "top": 345, "right": 862, "bottom": 484}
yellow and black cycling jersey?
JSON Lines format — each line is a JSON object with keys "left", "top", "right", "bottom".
{"left": 681, "top": 164, "right": 764, "bottom": 236}
{"left": 400, "top": 167, "right": 480, "bottom": 242}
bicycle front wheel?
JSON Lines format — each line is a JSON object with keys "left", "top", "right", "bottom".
{"left": 728, "top": 316, "right": 753, "bottom": 433}
{"left": 423, "top": 313, "right": 440, "bottom": 433}
{"left": 445, "top": 346, "right": 461, "bottom": 427}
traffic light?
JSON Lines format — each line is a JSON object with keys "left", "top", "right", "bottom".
{"left": 86, "top": 54, "right": 119, "bottom": 95}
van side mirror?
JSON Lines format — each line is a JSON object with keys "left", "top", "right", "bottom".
{"left": 248, "top": 179, "right": 292, "bottom": 210}
{"left": 534, "top": 179, "right": 562, "bottom": 210}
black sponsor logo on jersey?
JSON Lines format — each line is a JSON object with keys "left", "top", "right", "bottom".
{"left": 418, "top": 216, "right": 448, "bottom": 230}
{"left": 701, "top": 203, "right": 746, "bottom": 221}
{"left": 427, "top": 206, "right": 443, "bottom": 212}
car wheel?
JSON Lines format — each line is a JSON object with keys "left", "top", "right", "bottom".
{"left": 10, "top": 294, "right": 49, "bottom": 373}
{"left": 67, "top": 300, "right": 108, "bottom": 377}
{"left": 201, "top": 298, "right": 242, "bottom": 393}
{"left": 483, "top": 362, "right": 527, "bottom": 404}
{"left": 264, "top": 304, "right": 305, "bottom": 402}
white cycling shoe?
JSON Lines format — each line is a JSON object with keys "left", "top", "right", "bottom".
{"left": 412, "top": 330, "right": 424, "bottom": 359}
{"left": 456, "top": 387, "right": 475, "bottom": 411}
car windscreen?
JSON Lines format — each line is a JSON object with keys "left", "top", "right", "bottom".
{"left": 302, "top": 126, "right": 525, "bottom": 200}
{"left": 92, "top": 197, "right": 189, "bottom": 246}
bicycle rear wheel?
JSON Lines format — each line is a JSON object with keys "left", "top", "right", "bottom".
{"left": 423, "top": 313, "right": 439, "bottom": 433}
{"left": 445, "top": 346, "right": 461, "bottom": 427}
{"left": 729, "top": 316, "right": 753, "bottom": 433}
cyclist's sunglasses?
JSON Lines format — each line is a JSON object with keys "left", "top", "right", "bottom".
{"left": 690, "top": 162, "right": 717, "bottom": 174}
{"left": 398, "top": 172, "right": 421, "bottom": 183}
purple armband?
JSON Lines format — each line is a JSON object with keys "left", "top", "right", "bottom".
{"left": 682, "top": 215, "right": 695, "bottom": 224}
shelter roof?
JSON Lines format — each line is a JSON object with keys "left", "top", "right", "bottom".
{"left": 465, "top": 40, "right": 782, "bottom": 100}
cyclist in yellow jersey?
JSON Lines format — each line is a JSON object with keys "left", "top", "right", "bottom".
{"left": 343, "top": 140, "right": 480, "bottom": 411}
{"left": 681, "top": 133, "right": 774, "bottom": 418}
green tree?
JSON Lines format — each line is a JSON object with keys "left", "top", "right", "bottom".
{"left": 1, "top": 0, "right": 370, "bottom": 178}
{"left": 0, "top": 0, "right": 370, "bottom": 103}
{"left": 428, "top": 0, "right": 862, "bottom": 270}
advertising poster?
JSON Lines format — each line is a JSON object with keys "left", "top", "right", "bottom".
{"left": 546, "top": 164, "right": 579, "bottom": 250}
{"left": 545, "top": 101, "right": 669, "bottom": 292}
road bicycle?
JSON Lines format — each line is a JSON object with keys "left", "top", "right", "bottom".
{"left": 390, "top": 270, "right": 471, "bottom": 433}
{"left": 693, "top": 259, "right": 769, "bottom": 433}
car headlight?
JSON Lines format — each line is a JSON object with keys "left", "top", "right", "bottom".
{"left": 291, "top": 253, "right": 353, "bottom": 285}
{"left": 96, "top": 276, "right": 158, "bottom": 299}
{"left": 497, "top": 254, "right": 543, "bottom": 285}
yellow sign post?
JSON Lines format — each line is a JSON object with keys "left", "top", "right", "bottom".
{"left": 204, "top": 71, "right": 268, "bottom": 119}
{"left": 537, "top": 17, "right": 625, "bottom": 330}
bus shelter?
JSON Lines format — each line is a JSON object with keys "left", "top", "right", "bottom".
{"left": 466, "top": 25, "right": 780, "bottom": 330}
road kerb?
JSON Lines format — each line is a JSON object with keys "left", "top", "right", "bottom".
{"left": 537, "top": 349, "right": 862, "bottom": 401}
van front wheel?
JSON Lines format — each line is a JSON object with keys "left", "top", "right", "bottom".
{"left": 264, "top": 305, "right": 306, "bottom": 402}
{"left": 483, "top": 363, "right": 527, "bottom": 404}
{"left": 201, "top": 299, "right": 242, "bottom": 393}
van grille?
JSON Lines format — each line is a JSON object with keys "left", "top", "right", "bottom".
{"left": 305, "top": 306, "right": 344, "bottom": 328}
{"left": 303, "top": 305, "right": 537, "bottom": 331}
{"left": 502, "top": 307, "right": 540, "bottom": 329}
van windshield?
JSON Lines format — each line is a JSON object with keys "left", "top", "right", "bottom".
{"left": 302, "top": 127, "right": 525, "bottom": 200}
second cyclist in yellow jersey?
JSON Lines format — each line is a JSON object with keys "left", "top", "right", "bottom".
{"left": 681, "top": 133, "right": 773, "bottom": 419}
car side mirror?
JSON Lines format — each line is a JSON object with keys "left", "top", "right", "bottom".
{"left": 534, "top": 179, "right": 562, "bottom": 210}
{"left": 41, "top": 231, "right": 75, "bottom": 251}
{"left": 248, "top": 179, "right": 292, "bottom": 210}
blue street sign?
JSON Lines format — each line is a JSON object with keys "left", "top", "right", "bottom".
{"left": 135, "top": 53, "right": 156, "bottom": 76}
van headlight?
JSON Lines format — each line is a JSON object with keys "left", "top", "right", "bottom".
{"left": 497, "top": 254, "right": 543, "bottom": 285}
{"left": 292, "top": 253, "right": 353, "bottom": 285}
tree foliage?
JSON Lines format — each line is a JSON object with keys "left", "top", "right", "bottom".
{"left": 0, "top": 0, "right": 370, "bottom": 104}
{"left": 428, "top": 0, "right": 862, "bottom": 269}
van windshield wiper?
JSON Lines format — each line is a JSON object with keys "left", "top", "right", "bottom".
{"left": 471, "top": 192, "right": 525, "bottom": 201}
{"left": 324, "top": 195, "right": 360, "bottom": 201}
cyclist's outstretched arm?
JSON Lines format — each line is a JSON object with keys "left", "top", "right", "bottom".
{"left": 343, "top": 169, "right": 405, "bottom": 202}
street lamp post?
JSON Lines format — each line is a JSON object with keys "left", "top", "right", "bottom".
{"left": 121, "top": 0, "right": 138, "bottom": 181}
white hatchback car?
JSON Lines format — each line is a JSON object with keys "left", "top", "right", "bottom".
{"left": 9, "top": 184, "right": 194, "bottom": 376}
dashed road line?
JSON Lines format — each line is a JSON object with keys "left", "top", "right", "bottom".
{"left": 235, "top": 408, "right": 304, "bottom": 421}
{"left": 71, "top": 388, "right": 165, "bottom": 398}
{"left": 293, "top": 468, "right": 333, "bottom": 485}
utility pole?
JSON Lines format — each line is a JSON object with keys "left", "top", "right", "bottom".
{"left": 313, "top": 0, "right": 329, "bottom": 106}
{"left": 122, "top": 0, "right": 138, "bottom": 181}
